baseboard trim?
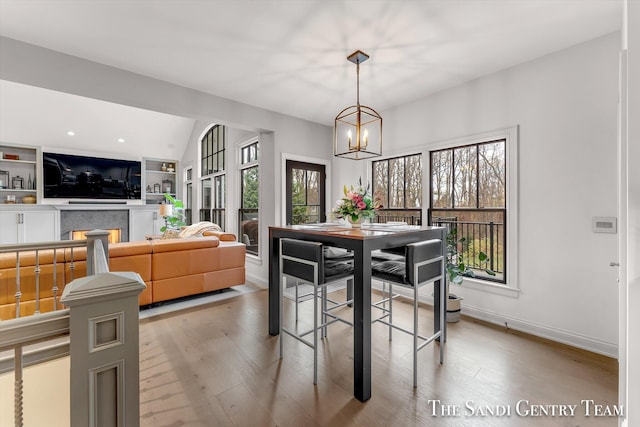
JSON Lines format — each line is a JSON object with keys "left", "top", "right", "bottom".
{"left": 461, "top": 305, "right": 618, "bottom": 358}
{"left": 246, "top": 271, "right": 267, "bottom": 288}
{"left": 371, "top": 281, "right": 618, "bottom": 358}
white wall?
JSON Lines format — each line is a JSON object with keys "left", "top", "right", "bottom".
{"left": 347, "top": 33, "right": 620, "bottom": 356}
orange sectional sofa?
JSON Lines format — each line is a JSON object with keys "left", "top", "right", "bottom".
{"left": 0, "top": 235, "right": 245, "bottom": 320}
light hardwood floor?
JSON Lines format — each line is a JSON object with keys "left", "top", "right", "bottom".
{"left": 139, "top": 289, "right": 618, "bottom": 427}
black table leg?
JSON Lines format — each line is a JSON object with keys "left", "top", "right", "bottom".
{"left": 353, "top": 242, "right": 372, "bottom": 402}
{"left": 269, "top": 233, "right": 280, "bottom": 336}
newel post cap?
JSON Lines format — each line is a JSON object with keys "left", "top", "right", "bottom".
{"left": 60, "top": 271, "right": 146, "bottom": 307}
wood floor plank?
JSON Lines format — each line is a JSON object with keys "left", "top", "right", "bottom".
{"left": 139, "top": 289, "right": 618, "bottom": 426}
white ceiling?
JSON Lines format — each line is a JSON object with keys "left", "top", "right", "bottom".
{"left": 0, "top": 0, "right": 623, "bottom": 158}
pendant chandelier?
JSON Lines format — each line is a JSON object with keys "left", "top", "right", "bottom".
{"left": 334, "top": 50, "right": 382, "bottom": 160}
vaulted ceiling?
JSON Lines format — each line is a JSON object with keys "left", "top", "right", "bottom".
{"left": 0, "top": 0, "right": 623, "bottom": 158}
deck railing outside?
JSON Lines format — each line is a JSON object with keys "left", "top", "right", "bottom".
{"left": 374, "top": 209, "right": 422, "bottom": 225}
{"left": 432, "top": 217, "right": 505, "bottom": 278}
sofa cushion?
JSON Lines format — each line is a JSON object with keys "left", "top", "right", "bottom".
{"left": 109, "top": 241, "right": 153, "bottom": 282}
{"left": 151, "top": 236, "right": 219, "bottom": 253}
{"left": 110, "top": 240, "right": 153, "bottom": 257}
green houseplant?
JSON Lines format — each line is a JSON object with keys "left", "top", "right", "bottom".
{"left": 445, "top": 227, "right": 495, "bottom": 322}
{"left": 160, "top": 193, "right": 186, "bottom": 235}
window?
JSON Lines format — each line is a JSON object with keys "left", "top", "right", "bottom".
{"left": 239, "top": 141, "right": 259, "bottom": 256}
{"left": 200, "top": 125, "right": 226, "bottom": 229}
{"left": 372, "top": 153, "right": 422, "bottom": 225}
{"left": 184, "top": 166, "right": 193, "bottom": 225}
{"left": 201, "top": 125, "right": 225, "bottom": 175}
{"left": 429, "top": 139, "right": 506, "bottom": 283}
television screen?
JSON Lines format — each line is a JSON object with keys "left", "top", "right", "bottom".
{"left": 43, "top": 152, "right": 142, "bottom": 199}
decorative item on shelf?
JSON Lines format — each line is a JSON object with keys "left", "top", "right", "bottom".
{"left": 334, "top": 50, "right": 382, "bottom": 160}
{"left": 161, "top": 163, "right": 167, "bottom": 172}
{"left": 4, "top": 154, "right": 19, "bottom": 160}
{"left": 0, "top": 170, "right": 8, "bottom": 189}
{"left": 146, "top": 184, "right": 152, "bottom": 193}
{"left": 153, "top": 183, "right": 161, "bottom": 193}
{"left": 12, "top": 176, "right": 23, "bottom": 190}
{"left": 27, "top": 173, "right": 32, "bottom": 190}
{"left": 21, "top": 195, "right": 36, "bottom": 204}
{"left": 167, "top": 163, "right": 175, "bottom": 173}
{"left": 5, "top": 195, "right": 16, "bottom": 204}
{"left": 332, "top": 177, "right": 380, "bottom": 228}
{"left": 162, "top": 179, "right": 173, "bottom": 194}
{"left": 32, "top": 177, "right": 36, "bottom": 190}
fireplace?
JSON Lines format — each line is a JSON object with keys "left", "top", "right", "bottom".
{"left": 60, "top": 210, "right": 129, "bottom": 242}
{"left": 70, "top": 228, "right": 122, "bottom": 244}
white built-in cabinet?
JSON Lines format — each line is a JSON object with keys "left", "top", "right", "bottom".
{"left": 129, "top": 208, "right": 164, "bottom": 241}
{"left": 0, "top": 209, "right": 58, "bottom": 244}
{"left": 143, "top": 158, "right": 178, "bottom": 205}
{"left": 0, "top": 143, "right": 38, "bottom": 204}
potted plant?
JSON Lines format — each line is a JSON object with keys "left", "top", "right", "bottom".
{"left": 159, "top": 193, "right": 186, "bottom": 238}
{"left": 445, "top": 227, "right": 495, "bottom": 322}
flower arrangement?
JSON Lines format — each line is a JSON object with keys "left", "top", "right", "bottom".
{"left": 333, "top": 178, "right": 380, "bottom": 223}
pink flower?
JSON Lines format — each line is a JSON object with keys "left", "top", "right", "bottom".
{"left": 357, "top": 201, "right": 366, "bottom": 209}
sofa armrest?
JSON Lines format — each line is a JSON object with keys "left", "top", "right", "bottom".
{"left": 202, "top": 230, "right": 237, "bottom": 241}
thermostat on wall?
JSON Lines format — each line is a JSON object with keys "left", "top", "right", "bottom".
{"left": 592, "top": 217, "right": 617, "bottom": 234}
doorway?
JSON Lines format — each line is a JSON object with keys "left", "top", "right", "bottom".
{"left": 285, "top": 160, "right": 326, "bottom": 225}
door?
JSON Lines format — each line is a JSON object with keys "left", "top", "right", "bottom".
{"left": 22, "top": 211, "right": 57, "bottom": 243}
{"left": 0, "top": 211, "right": 18, "bottom": 244}
{"left": 285, "top": 160, "right": 326, "bottom": 225}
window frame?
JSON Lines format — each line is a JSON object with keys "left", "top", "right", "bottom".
{"left": 429, "top": 139, "right": 506, "bottom": 284}
{"left": 184, "top": 165, "right": 193, "bottom": 225}
{"left": 199, "top": 124, "right": 226, "bottom": 230}
{"left": 427, "top": 126, "right": 519, "bottom": 292}
{"left": 372, "top": 152, "right": 423, "bottom": 224}
{"left": 239, "top": 139, "right": 260, "bottom": 258}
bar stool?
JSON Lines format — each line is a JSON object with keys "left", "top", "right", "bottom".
{"left": 371, "top": 239, "right": 445, "bottom": 387}
{"left": 289, "top": 246, "right": 354, "bottom": 322}
{"left": 279, "top": 238, "right": 354, "bottom": 384}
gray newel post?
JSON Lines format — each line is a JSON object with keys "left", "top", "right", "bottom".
{"left": 60, "top": 271, "right": 146, "bottom": 427}
{"left": 85, "top": 229, "right": 111, "bottom": 276}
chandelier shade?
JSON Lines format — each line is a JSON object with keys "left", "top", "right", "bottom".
{"left": 334, "top": 50, "right": 382, "bottom": 160}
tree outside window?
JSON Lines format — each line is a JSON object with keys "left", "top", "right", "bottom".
{"left": 372, "top": 154, "right": 422, "bottom": 225}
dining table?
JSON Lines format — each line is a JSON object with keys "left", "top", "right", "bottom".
{"left": 268, "top": 223, "right": 447, "bottom": 402}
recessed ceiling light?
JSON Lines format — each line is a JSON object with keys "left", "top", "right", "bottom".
{"left": 118, "top": 138, "right": 126, "bottom": 143}
{"left": 66, "top": 130, "right": 75, "bottom": 136}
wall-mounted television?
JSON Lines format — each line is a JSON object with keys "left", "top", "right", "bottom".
{"left": 43, "top": 152, "right": 142, "bottom": 199}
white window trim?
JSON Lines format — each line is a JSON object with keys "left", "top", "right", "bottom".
{"left": 238, "top": 137, "right": 260, "bottom": 259}
{"left": 425, "top": 126, "right": 519, "bottom": 292}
